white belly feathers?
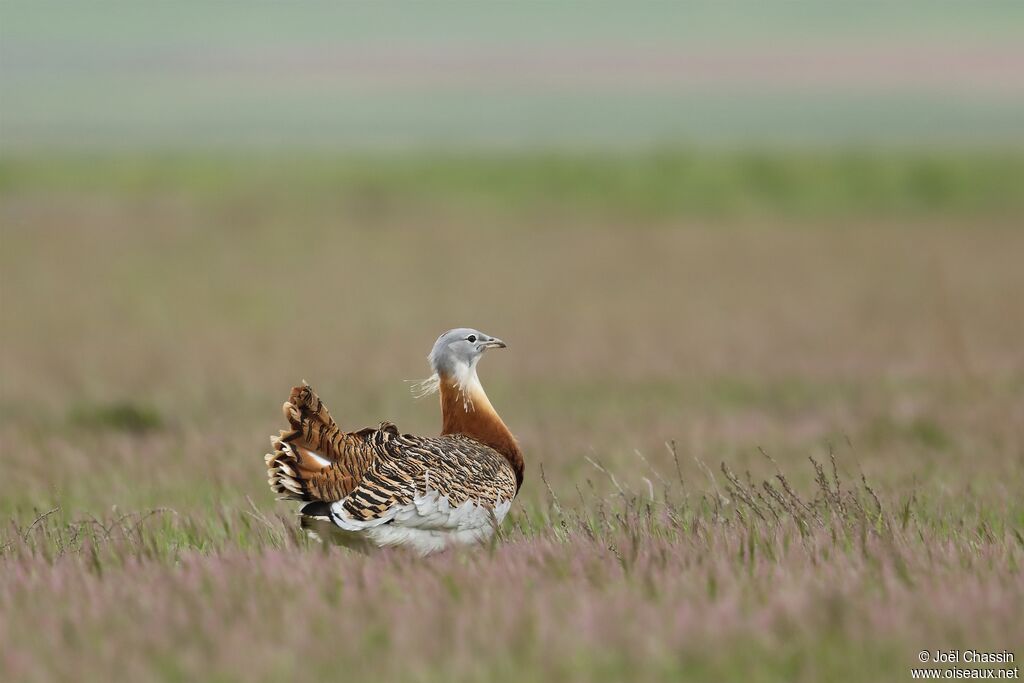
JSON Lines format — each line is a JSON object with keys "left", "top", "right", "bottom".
{"left": 327, "top": 488, "right": 513, "bottom": 556}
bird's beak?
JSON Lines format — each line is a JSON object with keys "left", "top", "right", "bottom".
{"left": 482, "top": 337, "right": 507, "bottom": 349}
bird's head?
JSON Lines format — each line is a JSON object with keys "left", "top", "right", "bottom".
{"left": 428, "top": 327, "right": 506, "bottom": 377}
{"left": 410, "top": 328, "right": 507, "bottom": 399}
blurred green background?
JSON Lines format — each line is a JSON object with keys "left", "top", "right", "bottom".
{"left": 3, "top": 1, "right": 1024, "bottom": 150}
{"left": 2, "top": 0, "right": 1023, "bottom": 520}
{"left": 2, "top": 4, "right": 1024, "bottom": 682}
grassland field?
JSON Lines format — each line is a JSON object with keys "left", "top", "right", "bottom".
{"left": 1, "top": 152, "right": 1023, "bottom": 682}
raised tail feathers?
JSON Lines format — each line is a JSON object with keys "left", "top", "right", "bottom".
{"left": 281, "top": 384, "right": 343, "bottom": 452}
{"left": 266, "top": 438, "right": 331, "bottom": 501}
{"left": 265, "top": 384, "right": 366, "bottom": 502}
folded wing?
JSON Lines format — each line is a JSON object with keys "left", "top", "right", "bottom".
{"left": 334, "top": 432, "right": 518, "bottom": 527}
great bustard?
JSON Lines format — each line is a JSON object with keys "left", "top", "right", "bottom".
{"left": 265, "top": 328, "right": 523, "bottom": 555}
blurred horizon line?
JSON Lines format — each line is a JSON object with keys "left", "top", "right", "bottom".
{"left": 3, "top": 2, "right": 1022, "bottom": 152}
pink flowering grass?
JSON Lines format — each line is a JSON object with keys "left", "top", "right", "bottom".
{"left": 2, "top": 458, "right": 1021, "bottom": 683}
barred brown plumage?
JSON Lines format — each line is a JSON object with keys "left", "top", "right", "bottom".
{"left": 264, "top": 328, "right": 522, "bottom": 555}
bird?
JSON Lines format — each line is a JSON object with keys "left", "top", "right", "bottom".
{"left": 264, "top": 328, "right": 523, "bottom": 556}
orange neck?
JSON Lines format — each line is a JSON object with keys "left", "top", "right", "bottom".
{"left": 439, "top": 369, "right": 524, "bottom": 491}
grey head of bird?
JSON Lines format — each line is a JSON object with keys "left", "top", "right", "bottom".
{"left": 428, "top": 327, "right": 506, "bottom": 378}
{"left": 410, "top": 328, "right": 507, "bottom": 399}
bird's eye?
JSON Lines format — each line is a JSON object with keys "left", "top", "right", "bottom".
{"left": 467, "top": 335, "right": 477, "bottom": 343}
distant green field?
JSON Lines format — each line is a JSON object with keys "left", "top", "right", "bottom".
{"left": 3, "top": 151, "right": 1024, "bottom": 218}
